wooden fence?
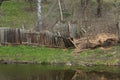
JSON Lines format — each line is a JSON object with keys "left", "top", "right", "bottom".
{"left": 0, "top": 28, "right": 74, "bottom": 48}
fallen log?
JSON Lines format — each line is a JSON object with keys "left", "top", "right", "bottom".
{"left": 73, "top": 33, "right": 119, "bottom": 53}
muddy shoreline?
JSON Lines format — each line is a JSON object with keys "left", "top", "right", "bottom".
{"left": 0, "top": 60, "right": 120, "bottom": 66}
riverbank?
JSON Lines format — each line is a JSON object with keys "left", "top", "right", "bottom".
{"left": 0, "top": 45, "right": 120, "bottom": 66}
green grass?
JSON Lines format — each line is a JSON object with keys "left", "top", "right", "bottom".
{"left": 0, "top": 1, "right": 37, "bottom": 28}
{"left": 0, "top": 45, "right": 120, "bottom": 66}
{"left": 75, "top": 46, "right": 120, "bottom": 65}
{"left": 0, "top": 45, "right": 73, "bottom": 64}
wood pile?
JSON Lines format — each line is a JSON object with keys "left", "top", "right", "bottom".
{"left": 73, "top": 33, "right": 119, "bottom": 53}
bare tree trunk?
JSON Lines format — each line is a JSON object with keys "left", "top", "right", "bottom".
{"left": 114, "top": 0, "right": 120, "bottom": 41}
{"left": 81, "top": 0, "right": 91, "bottom": 7}
{"left": 83, "top": 0, "right": 90, "bottom": 48}
{"left": 29, "top": 0, "right": 34, "bottom": 11}
{"left": 117, "top": 21, "right": 120, "bottom": 40}
{"left": 0, "top": 0, "right": 3, "bottom": 15}
{"left": 0, "top": 0, "right": 3, "bottom": 6}
{"left": 58, "top": 0, "right": 63, "bottom": 21}
{"left": 96, "top": 0, "right": 102, "bottom": 17}
{"left": 42, "top": 0, "right": 48, "bottom": 4}
{"left": 80, "top": 0, "right": 91, "bottom": 41}
{"left": 37, "top": 0, "right": 42, "bottom": 31}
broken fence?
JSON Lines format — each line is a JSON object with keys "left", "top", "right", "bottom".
{"left": 0, "top": 28, "right": 74, "bottom": 48}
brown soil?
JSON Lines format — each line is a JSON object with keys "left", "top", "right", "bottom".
{"left": 73, "top": 33, "right": 119, "bottom": 53}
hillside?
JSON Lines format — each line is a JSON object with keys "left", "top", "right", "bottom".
{"left": 0, "top": 0, "right": 37, "bottom": 28}
{"left": 0, "top": 0, "right": 119, "bottom": 45}
{"left": 0, "top": 0, "right": 118, "bottom": 30}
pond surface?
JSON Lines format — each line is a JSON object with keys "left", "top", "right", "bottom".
{"left": 0, "top": 64, "right": 120, "bottom": 80}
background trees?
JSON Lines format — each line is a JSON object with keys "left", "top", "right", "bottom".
{"left": 0, "top": 0, "right": 3, "bottom": 6}
{"left": 0, "top": 0, "right": 119, "bottom": 38}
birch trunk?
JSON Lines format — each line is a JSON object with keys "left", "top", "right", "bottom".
{"left": 37, "top": 0, "right": 42, "bottom": 31}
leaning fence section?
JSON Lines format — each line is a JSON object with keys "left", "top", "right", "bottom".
{"left": 0, "top": 28, "right": 74, "bottom": 48}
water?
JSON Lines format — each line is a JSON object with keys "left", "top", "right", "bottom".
{"left": 0, "top": 64, "right": 120, "bottom": 80}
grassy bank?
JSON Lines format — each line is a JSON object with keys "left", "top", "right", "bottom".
{"left": 0, "top": 45, "right": 120, "bottom": 66}
{"left": 0, "top": 1, "right": 37, "bottom": 28}
{"left": 0, "top": 46, "right": 73, "bottom": 64}
{"left": 75, "top": 46, "right": 120, "bottom": 66}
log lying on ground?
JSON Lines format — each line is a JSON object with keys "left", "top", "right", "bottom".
{"left": 89, "top": 33, "right": 118, "bottom": 49}
{"left": 73, "top": 33, "right": 119, "bottom": 53}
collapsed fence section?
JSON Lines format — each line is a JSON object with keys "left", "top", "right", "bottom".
{"left": 0, "top": 28, "right": 74, "bottom": 48}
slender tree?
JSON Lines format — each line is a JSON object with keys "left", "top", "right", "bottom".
{"left": 114, "top": 0, "right": 120, "bottom": 40}
{"left": 42, "top": 0, "right": 48, "bottom": 4}
{"left": 96, "top": 0, "right": 102, "bottom": 17}
{"left": 58, "top": 0, "right": 63, "bottom": 21}
{"left": 0, "top": 0, "right": 3, "bottom": 6}
{"left": 37, "top": 0, "right": 42, "bottom": 31}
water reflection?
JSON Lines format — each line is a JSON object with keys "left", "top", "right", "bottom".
{"left": 0, "top": 64, "right": 120, "bottom": 80}
{"left": 0, "top": 70, "right": 75, "bottom": 80}
{"left": 0, "top": 64, "right": 75, "bottom": 80}
{"left": 72, "top": 70, "right": 120, "bottom": 80}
